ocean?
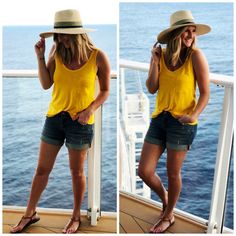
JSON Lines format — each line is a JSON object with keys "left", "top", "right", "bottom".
{"left": 120, "top": 2, "right": 233, "bottom": 229}
{"left": 2, "top": 25, "right": 117, "bottom": 212}
{"left": 2, "top": 2, "right": 234, "bottom": 230}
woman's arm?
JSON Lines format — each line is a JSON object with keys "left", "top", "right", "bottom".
{"left": 75, "top": 50, "right": 110, "bottom": 125}
{"left": 178, "top": 49, "right": 210, "bottom": 123}
{"left": 146, "top": 44, "right": 162, "bottom": 94}
{"left": 34, "top": 38, "right": 55, "bottom": 90}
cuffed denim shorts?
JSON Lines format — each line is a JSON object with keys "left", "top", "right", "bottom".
{"left": 144, "top": 111, "right": 197, "bottom": 151}
{"left": 41, "top": 112, "right": 94, "bottom": 150}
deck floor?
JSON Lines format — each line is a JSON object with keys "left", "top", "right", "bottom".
{"left": 119, "top": 197, "right": 172, "bottom": 233}
{"left": 120, "top": 210, "right": 173, "bottom": 234}
{"left": 3, "top": 206, "right": 117, "bottom": 234}
{"left": 119, "top": 191, "right": 208, "bottom": 234}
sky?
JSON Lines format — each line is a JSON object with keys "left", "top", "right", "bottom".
{"left": 1, "top": 0, "right": 233, "bottom": 25}
{"left": 1, "top": 0, "right": 118, "bottom": 25}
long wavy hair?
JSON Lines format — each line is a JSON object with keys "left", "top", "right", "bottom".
{"left": 165, "top": 26, "right": 196, "bottom": 67}
{"left": 53, "top": 33, "right": 96, "bottom": 65}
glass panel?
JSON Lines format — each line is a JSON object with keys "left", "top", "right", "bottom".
{"left": 3, "top": 77, "right": 117, "bottom": 212}
{"left": 119, "top": 68, "right": 233, "bottom": 228}
{"left": 3, "top": 24, "right": 117, "bottom": 213}
{"left": 101, "top": 79, "right": 117, "bottom": 212}
{"left": 2, "top": 78, "right": 72, "bottom": 209}
{"left": 223, "top": 145, "right": 234, "bottom": 230}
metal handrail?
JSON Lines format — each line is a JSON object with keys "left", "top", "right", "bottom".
{"left": 2, "top": 69, "right": 117, "bottom": 79}
{"left": 119, "top": 59, "right": 233, "bottom": 87}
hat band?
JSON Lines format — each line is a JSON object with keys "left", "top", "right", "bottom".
{"left": 54, "top": 21, "right": 83, "bottom": 29}
{"left": 172, "top": 19, "right": 195, "bottom": 27}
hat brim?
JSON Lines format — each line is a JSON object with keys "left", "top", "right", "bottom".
{"left": 157, "top": 23, "right": 211, "bottom": 44}
{"left": 39, "top": 27, "right": 95, "bottom": 38}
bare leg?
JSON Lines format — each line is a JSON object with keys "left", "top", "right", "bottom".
{"left": 10, "top": 141, "right": 61, "bottom": 233}
{"left": 165, "top": 149, "right": 187, "bottom": 217}
{"left": 153, "top": 148, "right": 187, "bottom": 233}
{"left": 138, "top": 142, "right": 168, "bottom": 208}
{"left": 63, "top": 148, "right": 87, "bottom": 234}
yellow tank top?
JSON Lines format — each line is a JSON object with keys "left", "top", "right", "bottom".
{"left": 47, "top": 49, "right": 98, "bottom": 124}
{"left": 152, "top": 49, "right": 197, "bottom": 125}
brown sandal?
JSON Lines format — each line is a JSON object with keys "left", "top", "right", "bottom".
{"left": 150, "top": 215, "right": 175, "bottom": 233}
{"left": 149, "top": 204, "right": 167, "bottom": 233}
{"left": 10, "top": 212, "right": 40, "bottom": 233}
{"left": 62, "top": 217, "right": 81, "bottom": 234}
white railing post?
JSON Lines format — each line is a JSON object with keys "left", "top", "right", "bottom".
{"left": 87, "top": 80, "right": 102, "bottom": 226}
{"left": 120, "top": 68, "right": 126, "bottom": 118}
{"left": 207, "top": 86, "right": 234, "bottom": 233}
{"left": 129, "top": 133, "right": 136, "bottom": 193}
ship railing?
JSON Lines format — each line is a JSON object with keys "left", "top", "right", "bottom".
{"left": 2, "top": 69, "right": 117, "bottom": 226}
{"left": 119, "top": 59, "right": 234, "bottom": 233}
{"left": 120, "top": 69, "right": 151, "bottom": 198}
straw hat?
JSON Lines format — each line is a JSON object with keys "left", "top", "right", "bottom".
{"left": 40, "top": 9, "right": 95, "bottom": 38}
{"left": 157, "top": 10, "right": 211, "bottom": 44}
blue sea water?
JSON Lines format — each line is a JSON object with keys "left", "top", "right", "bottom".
{"left": 3, "top": 25, "right": 117, "bottom": 212}
{"left": 120, "top": 2, "right": 233, "bottom": 229}
{"left": 2, "top": 2, "right": 234, "bottom": 230}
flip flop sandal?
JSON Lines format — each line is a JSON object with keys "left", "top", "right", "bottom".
{"left": 62, "top": 217, "right": 81, "bottom": 234}
{"left": 10, "top": 212, "right": 40, "bottom": 233}
{"left": 149, "top": 204, "right": 167, "bottom": 233}
{"left": 151, "top": 216, "right": 175, "bottom": 233}
{"left": 149, "top": 218, "right": 163, "bottom": 233}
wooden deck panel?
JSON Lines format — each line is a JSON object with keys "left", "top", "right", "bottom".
{"left": 120, "top": 191, "right": 208, "bottom": 234}
{"left": 119, "top": 211, "right": 144, "bottom": 233}
{"left": 3, "top": 207, "right": 117, "bottom": 234}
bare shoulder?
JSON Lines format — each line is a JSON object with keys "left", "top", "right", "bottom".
{"left": 96, "top": 49, "right": 110, "bottom": 73}
{"left": 96, "top": 49, "right": 109, "bottom": 65}
{"left": 192, "top": 48, "right": 207, "bottom": 65}
{"left": 191, "top": 48, "right": 209, "bottom": 82}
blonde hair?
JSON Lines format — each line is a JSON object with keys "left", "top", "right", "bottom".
{"left": 54, "top": 34, "right": 96, "bottom": 65}
{"left": 165, "top": 26, "right": 196, "bottom": 67}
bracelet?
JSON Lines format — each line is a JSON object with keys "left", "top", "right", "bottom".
{"left": 39, "top": 57, "right": 45, "bottom": 60}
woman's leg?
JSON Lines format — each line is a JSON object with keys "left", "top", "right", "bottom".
{"left": 165, "top": 149, "right": 187, "bottom": 217}
{"left": 152, "top": 148, "right": 187, "bottom": 233}
{"left": 138, "top": 141, "right": 167, "bottom": 208}
{"left": 11, "top": 141, "right": 61, "bottom": 232}
{"left": 63, "top": 148, "right": 87, "bottom": 234}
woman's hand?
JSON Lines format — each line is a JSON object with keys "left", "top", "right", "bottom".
{"left": 151, "top": 42, "right": 162, "bottom": 64}
{"left": 35, "top": 38, "right": 45, "bottom": 58}
{"left": 73, "top": 107, "right": 94, "bottom": 125}
{"left": 178, "top": 114, "right": 197, "bottom": 124}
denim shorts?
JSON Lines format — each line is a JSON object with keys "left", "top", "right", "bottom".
{"left": 144, "top": 111, "right": 197, "bottom": 151}
{"left": 41, "top": 112, "right": 94, "bottom": 150}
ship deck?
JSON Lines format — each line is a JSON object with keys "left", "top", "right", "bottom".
{"left": 119, "top": 191, "right": 233, "bottom": 234}
{"left": 3, "top": 206, "right": 117, "bottom": 234}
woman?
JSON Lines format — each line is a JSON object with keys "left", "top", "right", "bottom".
{"left": 10, "top": 9, "right": 110, "bottom": 234}
{"left": 138, "top": 10, "right": 210, "bottom": 233}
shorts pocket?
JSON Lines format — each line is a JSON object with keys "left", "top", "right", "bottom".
{"left": 184, "top": 124, "right": 197, "bottom": 143}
